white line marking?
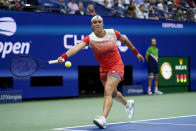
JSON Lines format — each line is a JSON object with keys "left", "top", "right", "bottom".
{"left": 134, "top": 122, "right": 196, "bottom": 126}
{"left": 52, "top": 128, "right": 88, "bottom": 131}
{"left": 52, "top": 114, "right": 196, "bottom": 130}
{"left": 130, "top": 114, "right": 196, "bottom": 123}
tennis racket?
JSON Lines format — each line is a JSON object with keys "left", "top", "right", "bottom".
{"left": 10, "top": 55, "right": 61, "bottom": 77}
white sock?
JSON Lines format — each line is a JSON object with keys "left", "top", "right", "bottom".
{"left": 148, "top": 87, "right": 151, "bottom": 92}
{"left": 155, "top": 87, "right": 158, "bottom": 92}
{"left": 100, "top": 116, "right": 106, "bottom": 120}
{"left": 126, "top": 102, "right": 129, "bottom": 107}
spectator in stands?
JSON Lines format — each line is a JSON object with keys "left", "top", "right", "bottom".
{"left": 133, "top": 0, "right": 144, "bottom": 5}
{"left": 136, "top": 4, "right": 148, "bottom": 19}
{"left": 86, "top": 4, "right": 96, "bottom": 16}
{"left": 75, "top": 2, "right": 85, "bottom": 15}
{"left": 59, "top": 0, "right": 68, "bottom": 14}
{"left": 0, "top": 0, "right": 6, "bottom": 5}
{"left": 174, "top": 0, "right": 180, "bottom": 6}
{"left": 9, "top": 0, "right": 22, "bottom": 10}
{"left": 0, "top": 0, "right": 9, "bottom": 9}
{"left": 111, "top": 0, "right": 125, "bottom": 17}
{"left": 162, "top": 4, "right": 169, "bottom": 20}
{"left": 175, "top": 9, "right": 184, "bottom": 21}
{"left": 114, "top": 0, "right": 126, "bottom": 8}
{"left": 186, "top": 9, "right": 195, "bottom": 22}
{"left": 157, "top": 0, "right": 164, "bottom": 11}
{"left": 127, "top": 6, "right": 136, "bottom": 18}
{"left": 4, "top": 0, "right": 195, "bottom": 22}
{"left": 180, "top": 1, "right": 190, "bottom": 8}
{"left": 143, "top": 0, "right": 150, "bottom": 12}
{"left": 149, "top": 0, "right": 157, "bottom": 6}
{"left": 104, "top": 0, "right": 112, "bottom": 8}
{"left": 148, "top": 5, "right": 159, "bottom": 20}
{"left": 122, "top": 0, "right": 131, "bottom": 9}
{"left": 194, "top": 11, "right": 196, "bottom": 22}
{"left": 126, "top": 1, "right": 137, "bottom": 17}
{"left": 189, "top": 0, "right": 196, "bottom": 8}
{"left": 129, "top": 1, "right": 136, "bottom": 9}
{"left": 67, "top": 0, "right": 79, "bottom": 14}
{"left": 145, "top": 38, "right": 163, "bottom": 95}
{"left": 156, "top": 1, "right": 168, "bottom": 20}
{"left": 167, "top": 1, "right": 176, "bottom": 20}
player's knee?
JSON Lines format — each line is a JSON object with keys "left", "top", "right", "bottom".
{"left": 149, "top": 76, "right": 153, "bottom": 80}
{"left": 104, "top": 86, "right": 113, "bottom": 96}
{"left": 155, "top": 75, "right": 159, "bottom": 79}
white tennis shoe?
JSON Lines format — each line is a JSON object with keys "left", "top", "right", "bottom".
{"left": 125, "top": 99, "right": 134, "bottom": 119}
{"left": 93, "top": 116, "right": 106, "bottom": 129}
{"left": 148, "top": 91, "right": 153, "bottom": 95}
{"left": 154, "top": 90, "right": 163, "bottom": 95}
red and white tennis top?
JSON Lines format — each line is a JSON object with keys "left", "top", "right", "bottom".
{"left": 82, "top": 29, "right": 124, "bottom": 69}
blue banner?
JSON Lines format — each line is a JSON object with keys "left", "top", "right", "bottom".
{"left": 121, "top": 85, "right": 143, "bottom": 96}
{"left": 0, "top": 90, "right": 22, "bottom": 103}
{"left": 0, "top": 10, "right": 196, "bottom": 99}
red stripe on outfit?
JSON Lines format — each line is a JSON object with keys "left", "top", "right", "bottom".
{"left": 114, "top": 30, "right": 121, "bottom": 39}
{"left": 82, "top": 35, "right": 90, "bottom": 45}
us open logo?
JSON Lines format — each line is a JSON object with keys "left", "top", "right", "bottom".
{"left": 0, "top": 17, "right": 31, "bottom": 59}
{"left": 0, "top": 17, "right": 16, "bottom": 36}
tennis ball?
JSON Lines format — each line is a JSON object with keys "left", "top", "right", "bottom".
{"left": 65, "top": 61, "right": 71, "bottom": 68}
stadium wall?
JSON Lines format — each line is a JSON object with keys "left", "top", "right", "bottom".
{"left": 0, "top": 10, "right": 196, "bottom": 99}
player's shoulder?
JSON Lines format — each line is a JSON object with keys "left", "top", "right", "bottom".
{"left": 153, "top": 46, "right": 158, "bottom": 51}
{"left": 89, "top": 32, "right": 96, "bottom": 39}
{"left": 147, "top": 46, "right": 152, "bottom": 50}
{"left": 105, "top": 29, "right": 114, "bottom": 32}
{"left": 105, "top": 29, "right": 119, "bottom": 34}
{"left": 146, "top": 46, "right": 153, "bottom": 52}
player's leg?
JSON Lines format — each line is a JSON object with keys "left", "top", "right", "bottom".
{"left": 93, "top": 65, "right": 134, "bottom": 129}
{"left": 108, "top": 65, "right": 134, "bottom": 119}
{"left": 112, "top": 89, "right": 127, "bottom": 105}
{"left": 103, "top": 65, "right": 134, "bottom": 119}
{"left": 147, "top": 63, "right": 155, "bottom": 95}
{"left": 112, "top": 88, "right": 134, "bottom": 119}
{"left": 93, "top": 76, "right": 119, "bottom": 129}
{"left": 102, "top": 75, "right": 134, "bottom": 118}
{"left": 153, "top": 65, "right": 163, "bottom": 94}
{"left": 102, "top": 82, "right": 127, "bottom": 105}
{"left": 148, "top": 73, "right": 153, "bottom": 95}
{"left": 102, "top": 76, "right": 120, "bottom": 118}
{"left": 154, "top": 74, "right": 163, "bottom": 94}
{"left": 154, "top": 74, "right": 158, "bottom": 89}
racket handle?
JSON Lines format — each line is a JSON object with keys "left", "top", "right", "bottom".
{"left": 48, "top": 60, "right": 59, "bottom": 64}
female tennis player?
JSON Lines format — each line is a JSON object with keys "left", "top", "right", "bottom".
{"left": 58, "top": 15, "right": 144, "bottom": 129}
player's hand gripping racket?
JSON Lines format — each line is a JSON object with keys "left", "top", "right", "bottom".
{"left": 10, "top": 56, "right": 62, "bottom": 77}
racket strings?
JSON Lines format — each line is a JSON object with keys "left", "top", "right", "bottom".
{"left": 10, "top": 56, "right": 38, "bottom": 77}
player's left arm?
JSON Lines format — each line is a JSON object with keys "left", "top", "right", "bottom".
{"left": 119, "top": 35, "right": 144, "bottom": 63}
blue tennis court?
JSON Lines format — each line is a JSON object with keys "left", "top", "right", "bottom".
{"left": 53, "top": 115, "right": 196, "bottom": 131}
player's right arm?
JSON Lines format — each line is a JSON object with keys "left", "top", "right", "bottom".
{"left": 145, "top": 55, "right": 149, "bottom": 63}
{"left": 145, "top": 48, "right": 150, "bottom": 63}
{"left": 145, "top": 55, "right": 148, "bottom": 63}
{"left": 58, "top": 35, "right": 89, "bottom": 63}
{"left": 58, "top": 42, "right": 87, "bottom": 63}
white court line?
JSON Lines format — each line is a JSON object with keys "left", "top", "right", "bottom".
{"left": 52, "top": 114, "right": 196, "bottom": 130}
{"left": 134, "top": 122, "right": 196, "bottom": 126}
